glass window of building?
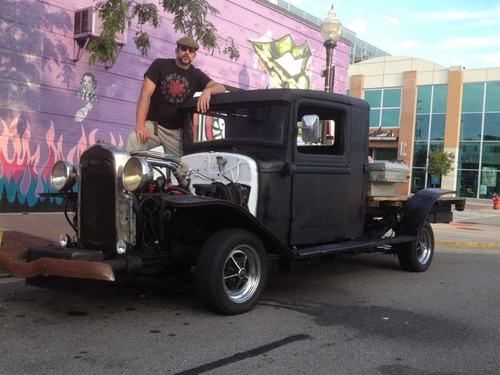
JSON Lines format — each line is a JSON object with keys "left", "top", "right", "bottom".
{"left": 372, "top": 148, "right": 397, "bottom": 161}
{"left": 369, "top": 109, "right": 380, "bottom": 127}
{"left": 485, "top": 81, "right": 500, "bottom": 112}
{"left": 412, "top": 142, "right": 428, "bottom": 168}
{"left": 365, "top": 88, "right": 401, "bottom": 128}
{"left": 411, "top": 85, "right": 448, "bottom": 192}
{"left": 432, "top": 85, "right": 448, "bottom": 113}
{"left": 460, "top": 113, "right": 482, "bottom": 140}
{"left": 430, "top": 114, "right": 446, "bottom": 140}
{"left": 365, "top": 90, "right": 381, "bottom": 108}
{"left": 458, "top": 143, "right": 480, "bottom": 170}
{"left": 416, "top": 85, "right": 432, "bottom": 113}
{"left": 411, "top": 168, "right": 426, "bottom": 192}
{"left": 457, "top": 81, "right": 500, "bottom": 199}
{"left": 383, "top": 88, "right": 401, "bottom": 107}
{"left": 457, "top": 170, "right": 479, "bottom": 198}
{"left": 462, "top": 83, "right": 484, "bottom": 113}
{"left": 415, "top": 114, "right": 430, "bottom": 140}
{"left": 483, "top": 113, "right": 500, "bottom": 141}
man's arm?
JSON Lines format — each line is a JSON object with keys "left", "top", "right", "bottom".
{"left": 135, "top": 77, "right": 156, "bottom": 143}
{"left": 197, "top": 80, "right": 225, "bottom": 113}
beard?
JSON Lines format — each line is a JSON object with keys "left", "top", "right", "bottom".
{"left": 176, "top": 54, "right": 192, "bottom": 67}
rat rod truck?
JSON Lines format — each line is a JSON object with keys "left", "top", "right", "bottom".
{"left": 0, "top": 89, "right": 465, "bottom": 315}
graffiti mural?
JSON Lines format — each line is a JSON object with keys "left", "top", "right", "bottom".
{"left": 74, "top": 72, "right": 99, "bottom": 122}
{"left": 0, "top": 114, "right": 124, "bottom": 212}
{"left": 250, "top": 34, "right": 312, "bottom": 89}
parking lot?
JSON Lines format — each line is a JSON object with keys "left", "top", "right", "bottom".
{"left": 1, "top": 202, "right": 500, "bottom": 374}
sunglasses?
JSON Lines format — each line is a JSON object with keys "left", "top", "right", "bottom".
{"left": 179, "top": 45, "right": 197, "bottom": 53}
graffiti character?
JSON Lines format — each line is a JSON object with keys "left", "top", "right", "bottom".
{"left": 75, "top": 72, "right": 98, "bottom": 122}
{"left": 250, "top": 34, "right": 312, "bottom": 89}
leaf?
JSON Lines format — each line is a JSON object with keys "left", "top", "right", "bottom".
{"left": 92, "top": 0, "right": 240, "bottom": 66}
{"left": 427, "top": 150, "right": 454, "bottom": 177}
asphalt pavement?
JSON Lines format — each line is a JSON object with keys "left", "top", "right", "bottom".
{"left": 1, "top": 198, "right": 500, "bottom": 278}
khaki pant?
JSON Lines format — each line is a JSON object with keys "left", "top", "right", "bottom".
{"left": 126, "top": 121, "right": 189, "bottom": 183}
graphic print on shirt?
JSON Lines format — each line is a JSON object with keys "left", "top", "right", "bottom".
{"left": 160, "top": 73, "right": 191, "bottom": 104}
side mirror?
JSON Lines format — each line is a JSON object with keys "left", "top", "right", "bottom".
{"left": 300, "top": 114, "right": 320, "bottom": 144}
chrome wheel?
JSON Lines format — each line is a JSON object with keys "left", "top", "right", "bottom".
{"left": 397, "top": 221, "right": 435, "bottom": 272}
{"left": 417, "top": 228, "right": 432, "bottom": 265}
{"left": 196, "top": 229, "right": 268, "bottom": 314}
{"left": 223, "top": 246, "right": 261, "bottom": 304}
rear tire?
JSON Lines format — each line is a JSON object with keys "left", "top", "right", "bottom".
{"left": 397, "top": 222, "right": 434, "bottom": 272}
{"left": 195, "top": 228, "right": 268, "bottom": 315}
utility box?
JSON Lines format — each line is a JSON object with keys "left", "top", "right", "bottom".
{"left": 367, "top": 161, "right": 410, "bottom": 183}
{"left": 367, "top": 161, "right": 409, "bottom": 197}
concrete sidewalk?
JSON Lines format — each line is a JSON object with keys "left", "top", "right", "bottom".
{"left": 434, "top": 200, "right": 500, "bottom": 249}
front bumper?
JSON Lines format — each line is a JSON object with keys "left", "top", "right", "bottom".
{"left": 0, "top": 247, "right": 117, "bottom": 281}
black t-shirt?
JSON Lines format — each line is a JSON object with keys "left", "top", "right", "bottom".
{"left": 145, "top": 58, "right": 211, "bottom": 129}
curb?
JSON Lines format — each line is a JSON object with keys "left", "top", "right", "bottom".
{"left": 436, "top": 240, "right": 500, "bottom": 249}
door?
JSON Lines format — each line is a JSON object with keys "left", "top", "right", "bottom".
{"left": 290, "top": 100, "right": 365, "bottom": 245}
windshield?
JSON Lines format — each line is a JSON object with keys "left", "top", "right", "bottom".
{"left": 186, "top": 104, "right": 287, "bottom": 145}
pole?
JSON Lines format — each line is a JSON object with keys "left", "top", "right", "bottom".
{"left": 324, "top": 40, "right": 336, "bottom": 93}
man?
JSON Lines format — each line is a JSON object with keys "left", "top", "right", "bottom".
{"left": 126, "top": 36, "right": 225, "bottom": 180}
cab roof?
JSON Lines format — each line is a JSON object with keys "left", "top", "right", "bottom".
{"left": 182, "top": 89, "right": 369, "bottom": 110}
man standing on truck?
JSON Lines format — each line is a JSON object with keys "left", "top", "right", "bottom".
{"left": 126, "top": 36, "right": 226, "bottom": 181}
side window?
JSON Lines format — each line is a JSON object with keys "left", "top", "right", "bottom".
{"left": 297, "top": 105, "right": 345, "bottom": 155}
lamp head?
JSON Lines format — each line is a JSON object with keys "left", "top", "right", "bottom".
{"left": 321, "top": 5, "right": 342, "bottom": 42}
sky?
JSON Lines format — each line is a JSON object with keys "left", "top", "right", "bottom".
{"left": 295, "top": 0, "right": 500, "bottom": 69}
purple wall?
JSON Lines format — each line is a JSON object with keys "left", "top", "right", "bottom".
{"left": 0, "top": 0, "right": 350, "bottom": 212}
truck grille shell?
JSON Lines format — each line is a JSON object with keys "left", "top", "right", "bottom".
{"left": 79, "top": 146, "right": 117, "bottom": 253}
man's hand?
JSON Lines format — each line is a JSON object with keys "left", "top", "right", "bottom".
{"left": 197, "top": 89, "right": 211, "bottom": 113}
{"left": 136, "top": 125, "right": 151, "bottom": 144}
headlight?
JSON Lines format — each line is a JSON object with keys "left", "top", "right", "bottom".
{"left": 59, "top": 233, "right": 70, "bottom": 248}
{"left": 122, "top": 157, "right": 153, "bottom": 192}
{"left": 116, "top": 240, "right": 127, "bottom": 255}
{"left": 50, "top": 161, "right": 77, "bottom": 191}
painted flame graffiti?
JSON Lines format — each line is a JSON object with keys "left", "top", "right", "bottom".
{"left": 0, "top": 115, "right": 124, "bottom": 210}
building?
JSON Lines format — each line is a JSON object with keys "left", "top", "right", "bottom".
{"left": 349, "top": 56, "right": 500, "bottom": 199}
{"left": 262, "top": 0, "right": 390, "bottom": 64}
{"left": 1, "top": 0, "right": 352, "bottom": 212}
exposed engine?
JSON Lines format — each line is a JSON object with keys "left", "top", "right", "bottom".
{"left": 182, "top": 152, "right": 259, "bottom": 216}
{"left": 193, "top": 182, "right": 251, "bottom": 209}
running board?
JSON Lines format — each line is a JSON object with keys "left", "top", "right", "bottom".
{"left": 295, "top": 235, "right": 416, "bottom": 258}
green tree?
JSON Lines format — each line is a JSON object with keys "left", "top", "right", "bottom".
{"left": 89, "top": 0, "right": 240, "bottom": 65}
{"left": 427, "top": 150, "right": 454, "bottom": 177}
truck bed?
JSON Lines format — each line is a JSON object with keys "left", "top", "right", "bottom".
{"left": 367, "top": 194, "right": 466, "bottom": 223}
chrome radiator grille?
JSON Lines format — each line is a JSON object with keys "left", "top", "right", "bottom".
{"left": 79, "top": 147, "right": 116, "bottom": 253}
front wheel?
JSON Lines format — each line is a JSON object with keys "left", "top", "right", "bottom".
{"left": 397, "top": 222, "right": 434, "bottom": 272}
{"left": 196, "top": 229, "right": 268, "bottom": 315}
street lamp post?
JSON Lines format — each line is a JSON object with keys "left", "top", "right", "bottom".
{"left": 321, "top": 5, "right": 342, "bottom": 93}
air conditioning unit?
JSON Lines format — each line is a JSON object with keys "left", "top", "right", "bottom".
{"left": 74, "top": 6, "right": 127, "bottom": 45}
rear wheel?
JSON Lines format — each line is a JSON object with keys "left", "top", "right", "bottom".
{"left": 196, "top": 229, "right": 268, "bottom": 315}
{"left": 397, "top": 222, "right": 434, "bottom": 272}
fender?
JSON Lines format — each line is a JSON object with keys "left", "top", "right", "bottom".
{"left": 156, "top": 195, "right": 296, "bottom": 259}
{"left": 399, "top": 188, "right": 455, "bottom": 236}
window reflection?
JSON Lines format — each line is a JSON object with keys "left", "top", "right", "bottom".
{"left": 458, "top": 143, "right": 480, "bottom": 169}
{"left": 483, "top": 113, "right": 500, "bottom": 141}
{"left": 462, "top": 83, "right": 484, "bottom": 113}
{"left": 460, "top": 113, "right": 482, "bottom": 141}
{"left": 485, "top": 81, "right": 500, "bottom": 112}
{"left": 457, "top": 170, "right": 479, "bottom": 198}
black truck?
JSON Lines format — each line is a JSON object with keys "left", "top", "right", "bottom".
{"left": 0, "top": 89, "right": 465, "bottom": 314}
